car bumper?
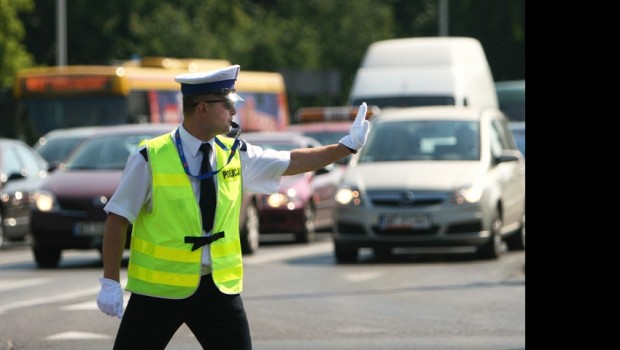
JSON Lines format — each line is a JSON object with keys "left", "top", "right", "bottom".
{"left": 333, "top": 203, "right": 491, "bottom": 248}
{"left": 31, "top": 211, "right": 130, "bottom": 249}
{"left": 259, "top": 207, "right": 305, "bottom": 234}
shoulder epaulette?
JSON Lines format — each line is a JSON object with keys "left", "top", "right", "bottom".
{"left": 239, "top": 139, "right": 248, "bottom": 152}
{"left": 140, "top": 147, "right": 148, "bottom": 161}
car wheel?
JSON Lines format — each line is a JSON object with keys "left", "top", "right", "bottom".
{"left": 295, "top": 205, "right": 316, "bottom": 243}
{"left": 334, "top": 241, "right": 358, "bottom": 263}
{"left": 476, "top": 207, "right": 503, "bottom": 260}
{"left": 32, "top": 245, "right": 62, "bottom": 268}
{"left": 506, "top": 214, "right": 525, "bottom": 251}
{"left": 240, "top": 200, "right": 260, "bottom": 255}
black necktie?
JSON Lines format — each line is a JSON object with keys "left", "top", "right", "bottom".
{"left": 199, "top": 143, "right": 216, "bottom": 233}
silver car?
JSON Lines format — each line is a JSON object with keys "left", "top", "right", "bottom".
{"left": 332, "top": 106, "right": 525, "bottom": 262}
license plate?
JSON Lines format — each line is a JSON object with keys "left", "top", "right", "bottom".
{"left": 73, "top": 222, "right": 105, "bottom": 237}
{"left": 380, "top": 214, "right": 431, "bottom": 229}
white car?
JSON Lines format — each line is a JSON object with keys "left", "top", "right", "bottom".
{"left": 332, "top": 106, "right": 525, "bottom": 262}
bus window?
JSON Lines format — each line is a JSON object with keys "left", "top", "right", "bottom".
{"left": 233, "top": 71, "right": 290, "bottom": 133}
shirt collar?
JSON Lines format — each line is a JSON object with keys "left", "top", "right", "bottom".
{"left": 178, "top": 125, "right": 214, "bottom": 157}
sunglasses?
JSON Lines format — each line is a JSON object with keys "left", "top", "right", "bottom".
{"left": 192, "top": 99, "right": 235, "bottom": 110}
{"left": 201, "top": 88, "right": 236, "bottom": 95}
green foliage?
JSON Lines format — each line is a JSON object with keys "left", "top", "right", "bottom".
{"left": 0, "top": 0, "right": 35, "bottom": 90}
{"left": 447, "top": 0, "right": 525, "bottom": 81}
{"left": 11, "top": 0, "right": 524, "bottom": 105}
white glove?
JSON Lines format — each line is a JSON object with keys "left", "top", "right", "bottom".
{"left": 339, "top": 102, "right": 370, "bottom": 153}
{"left": 97, "top": 277, "right": 124, "bottom": 318}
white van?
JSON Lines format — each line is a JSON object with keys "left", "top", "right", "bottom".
{"left": 348, "top": 37, "right": 498, "bottom": 111}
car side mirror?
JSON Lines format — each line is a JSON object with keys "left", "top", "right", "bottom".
{"left": 496, "top": 149, "right": 522, "bottom": 164}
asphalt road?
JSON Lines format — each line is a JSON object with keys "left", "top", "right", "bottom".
{"left": 0, "top": 234, "right": 525, "bottom": 350}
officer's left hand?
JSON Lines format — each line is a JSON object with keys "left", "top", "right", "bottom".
{"left": 97, "top": 277, "right": 124, "bottom": 319}
{"left": 339, "top": 102, "right": 370, "bottom": 153}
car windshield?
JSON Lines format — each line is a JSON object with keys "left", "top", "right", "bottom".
{"left": 302, "top": 130, "right": 352, "bottom": 165}
{"left": 36, "top": 137, "right": 87, "bottom": 163}
{"left": 64, "top": 133, "right": 153, "bottom": 170}
{"left": 358, "top": 120, "right": 480, "bottom": 162}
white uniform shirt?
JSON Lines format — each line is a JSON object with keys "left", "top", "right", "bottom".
{"left": 104, "top": 125, "right": 290, "bottom": 265}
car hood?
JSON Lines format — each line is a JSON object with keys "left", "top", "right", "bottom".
{"left": 344, "top": 161, "right": 484, "bottom": 191}
{"left": 1, "top": 176, "right": 46, "bottom": 194}
{"left": 40, "top": 170, "right": 123, "bottom": 198}
{"left": 278, "top": 173, "right": 311, "bottom": 194}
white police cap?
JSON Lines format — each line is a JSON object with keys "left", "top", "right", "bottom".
{"left": 175, "top": 64, "right": 244, "bottom": 101}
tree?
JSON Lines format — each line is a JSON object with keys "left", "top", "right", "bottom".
{"left": 16, "top": 0, "right": 524, "bottom": 105}
{"left": 0, "top": 0, "right": 35, "bottom": 90}
{"left": 447, "top": 0, "right": 525, "bottom": 81}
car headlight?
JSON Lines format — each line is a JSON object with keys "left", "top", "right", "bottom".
{"left": 335, "top": 185, "right": 362, "bottom": 206}
{"left": 266, "top": 193, "right": 288, "bottom": 208}
{"left": 452, "top": 183, "right": 484, "bottom": 205}
{"left": 34, "top": 190, "right": 59, "bottom": 212}
{"left": 265, "top": 188, "right": 303, "bottom": 209}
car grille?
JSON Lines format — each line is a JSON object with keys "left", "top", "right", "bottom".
{"left": 372, "top": 226, "right": 439, "bottom": 236}
{"left": 337, "top": 223, "right": 366, "bottom": 235}
{"left": 57, "top": 197, "right": 104, "bottom": 218}
{"left": 367, "top": 190, "right": 447, "bottom": 207}
{"left": 445, "top": 220, "right": 483, "bottom": 234}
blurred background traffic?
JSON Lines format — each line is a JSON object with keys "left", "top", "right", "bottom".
{"left": 0, "top": 0, "right": 524, "bottom": 138}
{"left": 0, "top": 0, "right": 525, "bottom": 264}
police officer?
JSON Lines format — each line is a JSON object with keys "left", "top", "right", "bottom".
{"left": 96, "top": 64, "right": 370, "bottom": 349}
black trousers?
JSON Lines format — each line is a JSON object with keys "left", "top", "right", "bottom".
{"left": 113, "top": 274, "right": 251, "bottom": 350}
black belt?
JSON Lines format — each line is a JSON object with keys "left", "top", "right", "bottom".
{"left": 185, "top": 232, "right": 225, "bottom": 251}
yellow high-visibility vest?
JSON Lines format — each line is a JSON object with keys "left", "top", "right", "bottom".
{"left": 126, "top": 133, "right": 244, "bottom": 298}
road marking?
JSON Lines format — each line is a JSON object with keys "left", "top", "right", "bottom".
{"left": 59, "top": 300, "right": 99, "bottom": 311}
{"left": 344, "top": 271, "right": 384, "bottom": 282}
{"left": 60, "top": 293, "right": 129, "bottom": 311}
{"left": 0, "top": 242, "right": 333, "bottom": 315}
{"left": 45, "top": 331, "right": 110, "bottom": 340}
{"left": 0, "top": 279, "right": 128, "bottom": 315}
{"left": 0, "top": 278, "right": 50, "bottom": 292}
{"left": 244, "top": 241, "right": 332, "bottom": 265}
{"left": 0, "top": 287, "right": 101, "bottom": 315}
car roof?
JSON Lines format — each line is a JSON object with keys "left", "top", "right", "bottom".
{"left": 0, "top": 138, "right": 48, "bottom": 165}
{"left": 286, "top": 122, "right": 351, "bottom": 132}
{"left": 0, "top": 138, "right": 28, "bottom": 145}
{"left": 35, "top": 124, "right": 177, "bottom": 144}
{"left": 241, "top": 131, "right": 322, "bottom": 146}
{"left": 81, "top": 123, "right": 177, "bottom": 137}
{"left": 293, "top": 105, "right": 380, "bottom": 123}
{"left": 38, "top": 126, "right": 103, "bottom": 139}
{"left": 34, "top": 126, "right": 103, "bottom": 149}
{"left": 376, "top": 106, "right": 488, "bottom": 122}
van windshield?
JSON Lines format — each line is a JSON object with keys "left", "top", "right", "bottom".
{"left": 351, "top": 96, "right": 455, "bottom": 109}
